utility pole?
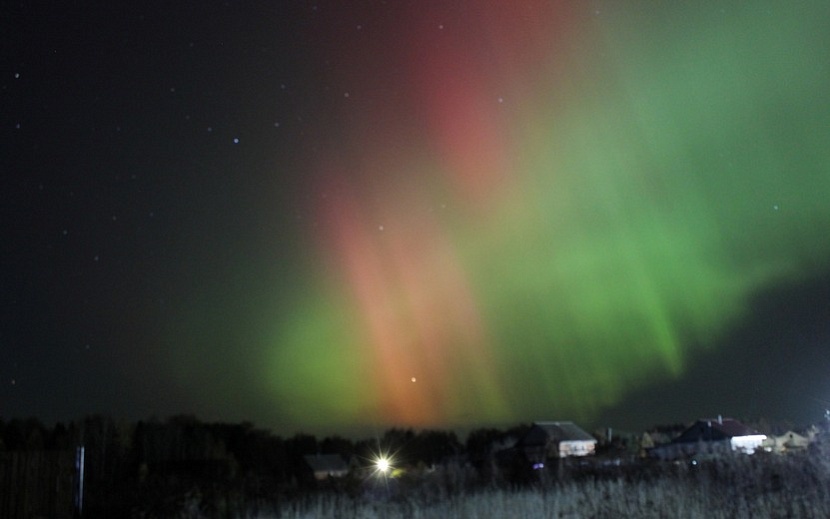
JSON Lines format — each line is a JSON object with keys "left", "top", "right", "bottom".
{"left": 74, "top": 445, "right": 85, "bottom": 518}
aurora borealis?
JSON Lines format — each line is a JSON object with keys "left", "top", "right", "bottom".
{"left": 265, "top": 0, "right": 830, "bottom": 430}
{"left": 3, "top": 0, "right": 830, "bottom": 435}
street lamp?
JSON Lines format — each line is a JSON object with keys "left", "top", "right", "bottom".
{"left": 374, "top": 454, "right": 392, "bottom": 476}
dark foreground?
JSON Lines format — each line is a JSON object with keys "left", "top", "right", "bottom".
{"left": 2, "top": 417, "right": 829, "bottom": 517}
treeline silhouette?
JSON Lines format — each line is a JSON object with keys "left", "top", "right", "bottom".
{"left": 3, "top": 415, "right": 829, "bottom": 518}
{"left": 0, "top": 415, "right": 529, "bottom": 517}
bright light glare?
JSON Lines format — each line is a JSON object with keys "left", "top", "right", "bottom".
{"left": 375, "top": 456, "right": 390, "bottom": 474}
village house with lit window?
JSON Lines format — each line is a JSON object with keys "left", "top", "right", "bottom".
{"left": 302, "top": 453, "right": 350, "bottom": 481}
{"left": 519, "top": 421, "right": 598, "bottom": 465}
{"left": 649, "top": 417, "right": 766, "bottom": 460}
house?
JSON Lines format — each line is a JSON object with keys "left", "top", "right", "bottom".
{"left": 649, "top": 417, "right": 766, "bottom": 460}
{"left": 763, "top": 430, "right": 812, "bottom": 453}
{"left": 520, "top": 421, "right": 597, "bottom": 463}
{"left": 303, "top": 454, "right": 350, "bottom": 480}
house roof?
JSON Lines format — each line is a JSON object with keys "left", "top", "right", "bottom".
{"left": 674, "top": 418, "right": 762, "bottom": 444}
{"left": 772, "top": 431, "right": 810, "bottom": 447}
{"left": 522, "top": 421, "right": 596, "bottom": 446}
{"left": 303, "top": 454, "right": 349, "bottom": 473}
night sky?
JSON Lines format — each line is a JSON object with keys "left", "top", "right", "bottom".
{"left": 3, "top": 0, "right": 830, "bottom": 437}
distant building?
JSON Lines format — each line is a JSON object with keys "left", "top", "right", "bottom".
{"left": 303, "top": 454, "right": 349, "bottom": 480}
{"left": 650, "top": 417, "right": 766, "bottom": 460}
{"left": 520, "top": 421, "right": 597, "bottom": 463}
{"left": 763, "top": 431, "right": 813, "bottom": 453}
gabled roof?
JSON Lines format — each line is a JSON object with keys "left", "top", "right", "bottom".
{"left": 523, "top": 421, "right": 596, "bottom": 446}
{"left": 303, "top": 454, "right": 349, "bottom": 473}
{"left": 674, "top": 418, "right": 761, "bottom": 444}
{"left": 771, "top": 431, "right": 811, "bottom": 448}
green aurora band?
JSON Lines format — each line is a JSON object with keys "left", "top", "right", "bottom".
{"left": 170, "top": 2, "right": 830, "bottom": 433}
